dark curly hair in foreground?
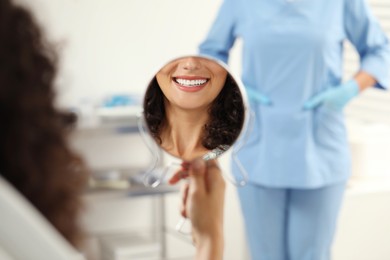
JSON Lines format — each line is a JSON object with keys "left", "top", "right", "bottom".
{"left": 144, "top": 71, "right": 245, "bottom": 150}
{"left": 0, "top": 0, "right": 88, "bottom": 248}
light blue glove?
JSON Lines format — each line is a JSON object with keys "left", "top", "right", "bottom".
{"left": 246, "top": 87, "right": 272, "bottom": 106}
{"left": 303, "top": 80, "right": 360, "bottom": 111}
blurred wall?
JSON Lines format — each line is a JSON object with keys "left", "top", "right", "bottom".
{"left": 18, "top": 0, "right": 225, "bottom": 107}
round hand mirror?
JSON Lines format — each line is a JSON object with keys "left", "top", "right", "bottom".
{"left": 139, "top": 55, "right": 249, "bottom": 186}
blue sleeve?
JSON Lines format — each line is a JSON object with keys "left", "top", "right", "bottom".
{"left": 198, "top": 0, "right": 238, "bottom": 64}
{"left": 344, "top": 0, "right": 390, "bottom": 89}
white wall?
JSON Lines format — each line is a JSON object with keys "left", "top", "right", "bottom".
{"left": 18, "top": 0, "right": 224, "bottom": 107}
{"left": 333, "top": 189, "right": 390, "bottom": 260}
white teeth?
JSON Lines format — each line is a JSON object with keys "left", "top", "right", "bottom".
{"left": 176, "top": 78, "right": 207, "bottom": 87}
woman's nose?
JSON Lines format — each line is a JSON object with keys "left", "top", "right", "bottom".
{"left": 180, "top": 57, "right": 202, "bottom": 71}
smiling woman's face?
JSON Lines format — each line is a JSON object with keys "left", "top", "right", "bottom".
{"left": 156, "top": 56, "right": 228, "bottom": 110}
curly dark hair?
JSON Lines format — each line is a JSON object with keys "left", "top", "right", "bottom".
{"left": 0, "top": 0, "right": 88, "bottom": 248}
{"left": 143, "top": 71, "right": 245, "bottom": 151}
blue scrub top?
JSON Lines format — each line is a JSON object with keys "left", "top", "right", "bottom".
{"left": 199, "top": 0, "right": 390, "bottom": 188}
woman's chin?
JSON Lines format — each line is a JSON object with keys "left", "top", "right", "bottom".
{"left": 171, "top": 101, "right": 208, "bottom": 111}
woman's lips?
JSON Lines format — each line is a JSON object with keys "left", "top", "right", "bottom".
{"left": 173, "top": 76, "right": 210, "bottom": 92}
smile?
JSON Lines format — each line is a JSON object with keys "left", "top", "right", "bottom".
{"left": 173, "top": 77, "right": 209, "bottom": 87}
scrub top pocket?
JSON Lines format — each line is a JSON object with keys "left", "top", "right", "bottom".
{"left": 314, "top": 105, "right": 348, "bottom": 151}
{"left": 260, "top": 107, "right": 314, "bottom": 158}
{"left": 243, "top": 103, "right": 263, "bottom": 148}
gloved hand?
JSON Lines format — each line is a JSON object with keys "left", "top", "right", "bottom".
{"left": 246, "top": 87, "right": 272, "bottom": 106}
{"left": 303, "top": 80, "right": 360, "bottom": 111}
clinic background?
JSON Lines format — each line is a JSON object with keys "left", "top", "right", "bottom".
{"left": 19, "top": 0, "right": 390, "bottom": 259}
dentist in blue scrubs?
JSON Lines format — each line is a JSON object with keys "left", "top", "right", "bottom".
{"left": 199, "top": 0, "right": 390, "bottom": 259}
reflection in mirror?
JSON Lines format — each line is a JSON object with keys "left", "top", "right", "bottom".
{"left": 143, "top": 56, "right": 246, "bottom": 161}
{"left": 138, "top": 55, "right": 250, "bottom": 187}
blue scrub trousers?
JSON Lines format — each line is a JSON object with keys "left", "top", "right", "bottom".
{"left": 238, "top": 182, "right": 346, "bottom": 260}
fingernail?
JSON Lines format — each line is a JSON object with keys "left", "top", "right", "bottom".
{"left": 181, "top": 161, "right": 190, "bottom": 170}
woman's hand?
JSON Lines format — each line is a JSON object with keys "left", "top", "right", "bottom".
{"left": 303, "top": 79, "right": 360, "bottom": 111}
{"left": 245, "top": 87, "right": 272, "bottom": 106}
{"left": 169, "top": 158, "right": 225, "bottom": 260}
